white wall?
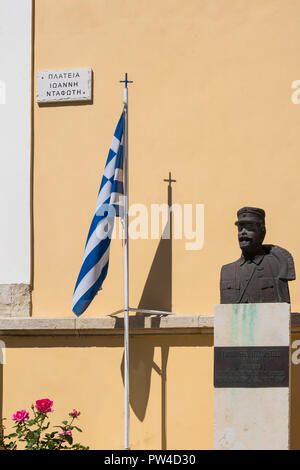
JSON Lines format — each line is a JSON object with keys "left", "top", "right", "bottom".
{"left": 0, "top": 0, "right": 32, "bottom": 283}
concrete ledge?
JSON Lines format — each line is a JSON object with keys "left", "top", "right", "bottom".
{"left": 0, "top": 313, "right": 299, "bottom": 336}
{"left": 0, "top": 314, "right": 214, "bottom": 336}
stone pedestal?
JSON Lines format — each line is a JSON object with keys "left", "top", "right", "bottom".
{"left": 214, "top": 303, "right": 290, "bottom": 450}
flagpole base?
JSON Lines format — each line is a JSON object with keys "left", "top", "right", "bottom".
{"left": 109, "top": 307, "right": 174, "bottom": 316}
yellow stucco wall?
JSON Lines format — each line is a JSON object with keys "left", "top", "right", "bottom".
{"left": 2, "top": 332, "right": 300, "bottom": 449}
{"left": 2, "top": 0, "right": 299, "bottom": 450}
{"left": 1, "top": 334, "right": 214, "bottom": 450}
{"left": 32, "top": 0, "right": 300, "bottom": 317}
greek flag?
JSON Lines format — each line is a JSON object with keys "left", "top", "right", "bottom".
{"left": 72, "top": 113, "right": 124, "bottom": 316}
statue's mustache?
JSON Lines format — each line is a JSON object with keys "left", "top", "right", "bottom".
{"left": 239, "top": 236, "right": 252, "bottom": 241}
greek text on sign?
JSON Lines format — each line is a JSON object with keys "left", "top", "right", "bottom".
{"left": 36, "top": 68, "right": 92, "bottom": 103}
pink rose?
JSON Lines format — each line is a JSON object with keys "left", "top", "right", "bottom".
{"left": 35, "top": 398, "right": 53, "bottom": 413}
{"left": 69, "top": 409, "right": 80, "bottom": 418}
{"left": 12, "top": 409, "right": 29, "bottom": 422}
{"left": 59, "top": 429, "right": 72, "bottom": 437}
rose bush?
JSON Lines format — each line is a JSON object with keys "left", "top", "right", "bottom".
{"left": 0, "top": 399, "right": 89, "bottom": 450}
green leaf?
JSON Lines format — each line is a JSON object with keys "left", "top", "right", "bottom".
{"left": 47, "top": 441, "right": 56, "bottom": 450}
{"left": 26, "top": 431, "right": 35, "bottom": 440}
{"left": 64, "top": 434, "right": 73, "bottom": 446}
{"left": 45, "top": 431, "right": 57, "bottom": 438}
{"left": 27, "top": 419, "right": 36, "bottom": 426}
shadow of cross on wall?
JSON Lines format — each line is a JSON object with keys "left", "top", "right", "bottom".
{"left": 138, "top": 171, "right": 175, "bottom": 313}
{"left": 121, "top": 172, "right": 176, "bottom": 449}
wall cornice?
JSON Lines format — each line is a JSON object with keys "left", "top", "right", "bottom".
{"left": 0, "top": 313, "right": 299, "bottom": 336}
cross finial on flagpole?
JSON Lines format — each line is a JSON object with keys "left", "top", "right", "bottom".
{"left": 120, "top": 73, "right": 133, "bottom": 88}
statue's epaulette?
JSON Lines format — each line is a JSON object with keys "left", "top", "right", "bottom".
{"left": 264, "top": 244, "right": 296, "bottom": 281}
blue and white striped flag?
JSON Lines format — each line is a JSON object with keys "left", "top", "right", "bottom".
{"left": 72, "top": 113, "right": 124, "bottom": 316}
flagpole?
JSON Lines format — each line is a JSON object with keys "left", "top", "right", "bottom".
{"left": 121, "top": 73, "right": 132, "bottom": 450}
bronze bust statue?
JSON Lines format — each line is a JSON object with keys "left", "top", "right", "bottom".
{"left": 220, "top": 207, "right": 295, "bottom": 304}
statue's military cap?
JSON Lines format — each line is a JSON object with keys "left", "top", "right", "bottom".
{"left": 235, "top": 207, "right": 265, "bottom": 226}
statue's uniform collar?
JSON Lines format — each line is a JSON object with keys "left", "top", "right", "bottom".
{"left": 239, "top": 253, "right": 265, "bottom": 266}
